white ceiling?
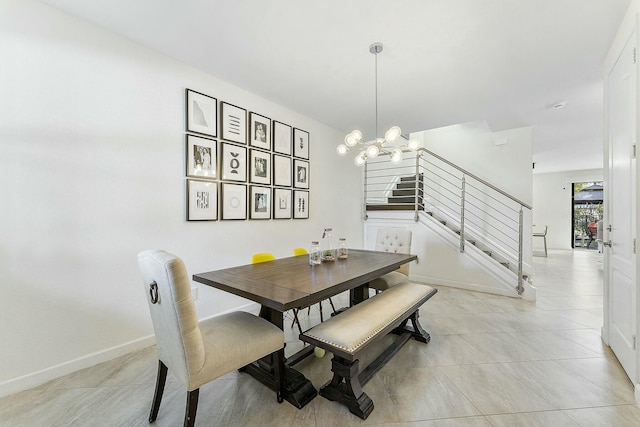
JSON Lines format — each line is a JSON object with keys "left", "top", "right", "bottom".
{"left": 40, "top": 0, "right": 631, "bottom": 173}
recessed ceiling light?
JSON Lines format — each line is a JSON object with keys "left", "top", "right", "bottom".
{"left": 551, "top": 101, "right": 567, "bottom": 110}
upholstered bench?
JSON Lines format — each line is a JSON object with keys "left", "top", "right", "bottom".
{"left": 299, "top": 282, "right": 437, "bottom": 419}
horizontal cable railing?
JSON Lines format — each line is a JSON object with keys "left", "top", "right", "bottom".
{"left": 364, "top": 147, "right": 532, "bottom": 295}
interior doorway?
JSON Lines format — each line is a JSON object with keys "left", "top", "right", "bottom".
{"left": 571, "top": 181, "right": 604, "bottom": 250}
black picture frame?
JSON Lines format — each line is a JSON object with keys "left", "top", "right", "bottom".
{"left": 250, "top": 186, "right": 272, "bottom": 220}
{"left": 273, "top": 121, "right": 292, "bottom": 155}
{"left": 273, "top": 154, "right": 292, "bottom": 187}
{"left": 250, "top": 149, "right": 271, "bottom": 185}
{"left": 186, "top": 89, "right": 217, "bottom": 137}
{"left": 221, "top": 101, "right": 247, "bottom": 144}
{"left": 293, "top": 128, "right": 309, "bottom": 159}
{"left": 187, "top": 179, "right": 218, "bottom": 221}
{"left": 221, "top": 142, "right": 247, "bottom": 182}
{"left": 273, "top": 188, "right": 292, "bottom": 219}
{"left": 221, "top": 183, "right": 247, "bottom": 220}
{"left": 186, "top": 134, "right": 217, "bottom": 179}
{"left": 293, "top": 159, "right": 309, "bottom": 189}
{"left": 249, "top": 112, "right": 271, "bottom": 151}
{"left": 293, "top": 190, "right": 309, "bottom": 219}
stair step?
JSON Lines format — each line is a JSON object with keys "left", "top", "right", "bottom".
{"left": 400, "top": 174, "right": 424, "bottom": 182}
{"left": 388, "top": 196, "right": 423, "bottom": 204}
{"left": 366, "top": 204, "right": 424, "bottom": 211}
{"left": 392, "top": 189, "right": 423, "bottom": 197}
{"left": 396, "top": 182, "right": 424, "bottom": 190}
{"left": 500, "top": 262, "right": 510, "bottom": 269}
{"left": 484, "top": 250, "right": 492, "bottom": 257}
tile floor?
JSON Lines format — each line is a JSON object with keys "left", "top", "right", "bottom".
{"left": 2, "top": 249, "right": 640, "bottom": 426}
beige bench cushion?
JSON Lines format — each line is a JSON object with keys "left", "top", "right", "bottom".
{"left": 302, "top": 282, "right": 434, "bottom": 355}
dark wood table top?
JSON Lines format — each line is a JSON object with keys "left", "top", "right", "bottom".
{"left": 193, "top": 249, "right": 417, "bottom": 312}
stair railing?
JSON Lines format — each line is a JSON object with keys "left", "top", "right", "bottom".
{"left": 364, "top": 148, "right": 532, "bottom": 295}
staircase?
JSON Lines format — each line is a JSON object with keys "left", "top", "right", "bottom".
{"left": 363, "top": 149, "right": 533, "bottom": 296}
{"left": 367, "top": 174, "right": 424, "bottom": 211}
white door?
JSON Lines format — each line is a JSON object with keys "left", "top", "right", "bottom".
{"left": 606, "top": 29, "right": 637, "bottom": 382}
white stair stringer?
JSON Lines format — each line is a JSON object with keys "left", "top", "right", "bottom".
{"left": 364, "top": 210, "right": 536, "bottom": 300}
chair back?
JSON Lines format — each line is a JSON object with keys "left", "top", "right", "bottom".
{"left": 293, "top": 247, "right": 308, "bottom": 256}
{"left": 375, "top": 228, "right": 412, "bottom": 275}
{"left": 252, "top": 252, "right": 276, "bottom": 264}
{"left": 137, "top": 250, "right": 204, "bottom": 387}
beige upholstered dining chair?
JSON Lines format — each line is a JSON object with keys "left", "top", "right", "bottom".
{"left": 370, "top": 227, "right": 413, "bottom": 291}
{"left": 137, "top": 250, "right": 284, "bottom": 427}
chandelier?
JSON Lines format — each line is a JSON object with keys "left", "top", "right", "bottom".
{"left": 336, "top": 42, "right": 421, "bottom": 166}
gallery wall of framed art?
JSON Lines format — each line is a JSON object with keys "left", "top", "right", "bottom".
{"left": 184, "top": 88, "right": 310, "bottom": 221}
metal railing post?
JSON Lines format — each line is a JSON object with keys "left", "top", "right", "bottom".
{"left": 414, "top": 152, "right": 420, "bottom": 222}
{"left": 517, "top": 207, "right": 524, "bottom": 294}
{"left": 363, "top": 161, "right": 368, "bottom": 220}
{"left": 459, "top": 176, "right": 466, "bottom": 252}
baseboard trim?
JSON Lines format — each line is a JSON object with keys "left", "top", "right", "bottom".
{"left": 0, "top": 302, "right": 259, "bottom": 399}
{"left": 0, "top": 335, "right": 155, "bottom": 398}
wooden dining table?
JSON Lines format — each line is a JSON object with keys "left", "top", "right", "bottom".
{"left": 192, "top": 248, "right": 417, "bottom": 409}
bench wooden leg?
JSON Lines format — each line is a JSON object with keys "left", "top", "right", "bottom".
{"left": 393, "top": 310, "right": 431, "bottom": 343}
{"left": 319, "top": 357, "right": 374, "bottom": 420}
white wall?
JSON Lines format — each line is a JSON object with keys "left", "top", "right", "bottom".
{"left": 532, "top": 169, "right": 603, "bottom": 250}
{"left": 0, "top": 0, "right": 363, "bottom": 395}
{"left": 413, "top": 122, "right": 533, "bottom": 206}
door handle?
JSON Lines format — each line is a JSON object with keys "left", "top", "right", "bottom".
{"left": 603, "top": 240, "right": 612, "bottom": 247}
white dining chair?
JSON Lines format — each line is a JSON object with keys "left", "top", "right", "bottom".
{"left": 370, "top": 227, "right": 413, "bottom": 291}
{"left": 137, "top": 250, "right": 284, "bottom": 427}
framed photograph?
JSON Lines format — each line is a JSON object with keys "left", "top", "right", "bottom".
{"left": 249, "top": 112, "right": 271, "bottom": 150}
{"left": 250, "top": 149, "right": 271, "bottom": 185}
{"left": 293, "top": 128, "right": 309, "bottom": 159}
{"left": 186, "top": 135, "right": 217, "bottom": 179}
{"left": 221, "top": 102, "right": 247, "bottom": 144}
{"left": 221, "top": 142, "right": 247, "bottom": 182}
{"left": 186, "top": 89, "right": 217, "bottom": 137}
{"left": 273, "top": 188, "right": 292, "bottom": 219}
{"left": 273, "top": 154, "right": 292, "bottom": 187}
{"left": 221, "top": 183, "right": 247, "bottom": 220}
{"left": 273, "top": 121, "right": 292, "bottom": 155}
{"left": 293, "top": 190, "right": 309, "bottom": 219}
{"left": 293, "top": 159, "right": 309, "bottom": 189}
{"left": 187, "top": 179, "right": 217, "bottom": 221}
{"left": 250, "top": 186, "right": 271, "bottom": 220}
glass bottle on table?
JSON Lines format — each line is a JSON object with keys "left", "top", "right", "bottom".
{"left": 309, "top": 241, "right": 321, "bottom": 265}
{"left": 338, "top": 237, "right": 348, "bottom": 260}
{"left": 321, "top": 227, "right": 336, "bottom": 262}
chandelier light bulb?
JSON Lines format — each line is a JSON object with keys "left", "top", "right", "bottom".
{"left": 336, "top": 144, "right": 348, "bottom": 155}
{"left": 344, "top": 134, "right": 357, "bottom": 147}
{"left": 354, "top": 152, "right": 367, "bottom": 166}
{"left": 351, "top": 129, "right": 363, "bottom": 141}
{"left": 366, "top": 143, "right": 380, "bottom": 158}
{"left": 407, "top": 138, "right": 420, "bottom": 151}
{"left": 390, "top": 149, "right": 403, "bottom": 163}
{"left": 385, "top": 126, "right": 402, "bottom": 143}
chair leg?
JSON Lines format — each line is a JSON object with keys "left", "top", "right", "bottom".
{"left": 318, "top": 301, "right": 324, "bottom": 322}
{"left": 149, "top": 360, "right": 168, "bottom": 422}
{"left": 543, "top": 236, "right": 547, "bottom": 257}
{"left": 291, "top": 309, "right": 303, "bottom": 335}
{"left": 328, "top": 297, "right": 337, "bottom": 314}
{"left": 184, "top": 389, "right": 199, "bottom": 427}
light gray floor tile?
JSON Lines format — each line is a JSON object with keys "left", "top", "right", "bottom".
{"left": 439, "top": 363, "right": 554, "bottom": 414}
{"left": 499, "top": 360, "right": 625, "bottom": 408}
{"left": 563, "top": 405, "right": 640, "bottom": 426}
{"left": 487, "top": 410, "right": 582, "bottom": 427}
